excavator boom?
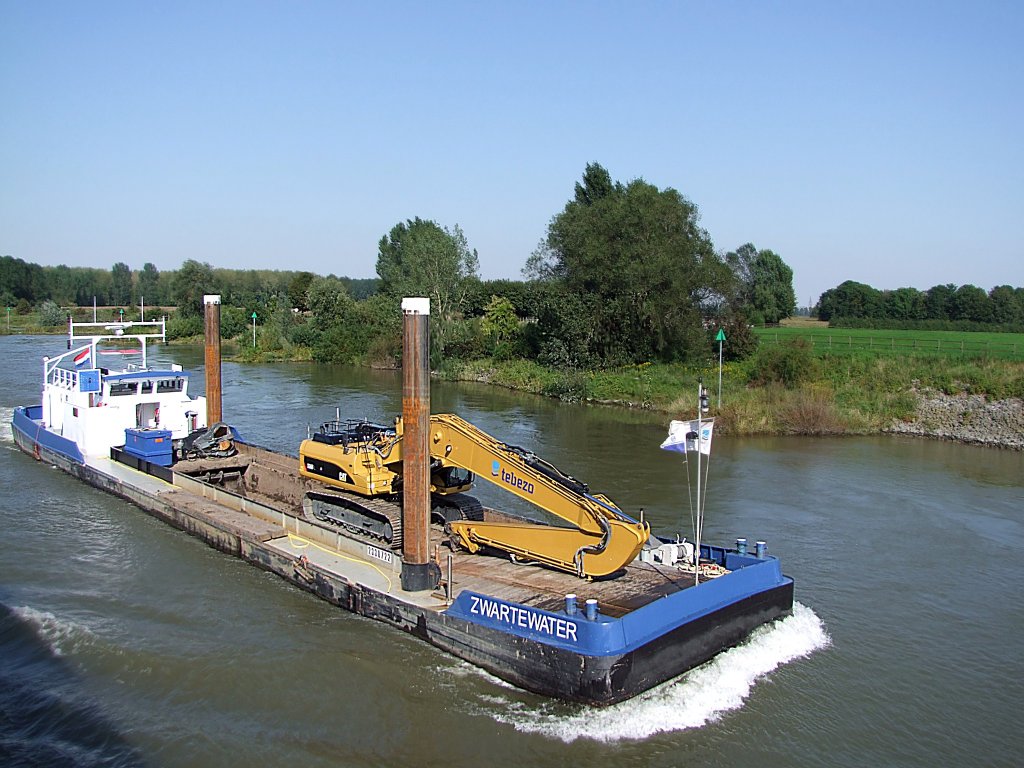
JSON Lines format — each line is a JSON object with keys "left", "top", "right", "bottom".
{"left": 425, "top": 414, "right": 649, "bottom": 578}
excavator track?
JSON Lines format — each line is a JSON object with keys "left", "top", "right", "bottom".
{"left": 432, "top": 492, "right": 484, "bottom": 523}
{"left": 303, "top": 490, "right": 404, "bottom": 550}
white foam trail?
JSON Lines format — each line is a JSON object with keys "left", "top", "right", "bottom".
{"left": 0, "top": 406, "right": 15, "bottom": 445}
{"left": 13, "top": 606, "right": 96, "bottom": 658}
{"left": 490, "top": 602, "right": 830, "bottom": 742}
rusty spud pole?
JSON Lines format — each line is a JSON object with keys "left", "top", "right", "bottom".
{"left": 203, "top": 294, "right": 222, "bottom": 426}
{"left": 400, "top": 297, "right": 438, "bottom": 592}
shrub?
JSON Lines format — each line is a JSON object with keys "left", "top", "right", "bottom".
{"left": 166, "top": 315, "right": 203, "bottom": 340}
{"left": 750, "top": 339, "right": 818, "bottom": 387}
{"left": 38, "top": 300, "right": 65, "bottom": 327}
{"left": 220, "top": 306, "right": 250, "bottom": 339}
{"left": 778, "top": 387, "right": 844, "bottom": 434}
{"left": 541, "top": 369, "right": 589, "bottom": 402}
{"left": 711, "top": 317, "right": 759, "bottom": 361}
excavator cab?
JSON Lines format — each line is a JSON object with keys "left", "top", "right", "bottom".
{"left": 431, "top": 464, "right": 474, "bottom": 495}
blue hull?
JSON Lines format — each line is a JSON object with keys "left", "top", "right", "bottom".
{"left": 11, "top": 405, "right": 85, "bottom": 466}
{"left": 441, "top": 548, "right": 793, "bottom": 703}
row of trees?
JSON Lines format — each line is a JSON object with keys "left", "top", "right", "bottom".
{"left": 4, "top": 163, "right": 799, "bottom": 369}
{"left": 0, "top": 255, "right": 379, "bottom": 315}
{"left": 817, "top": 280, "right": 1024, "bottom": 328}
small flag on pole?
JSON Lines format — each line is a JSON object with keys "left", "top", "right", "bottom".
{"left": 660, "top": 418, "right": 714, "bottom": 455}
{"left": 73, "top": 347, "right": 91, "bottom": 368}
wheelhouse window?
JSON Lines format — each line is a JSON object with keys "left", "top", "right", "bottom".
{"left": 109, "top": 382, "right": 137, "bottom": 396}
{"left": 156, "top": 378, "right": 184, "bottom": 393}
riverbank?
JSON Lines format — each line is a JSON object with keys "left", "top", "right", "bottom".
{"left": 439, "top": 356, "right": 1024, "bottom": 450}
{"left": 6, "top": 330, "right": 1021, "bottom": 448}
{"left": 885, "top": 390, "right": 1024, "bottom": 449}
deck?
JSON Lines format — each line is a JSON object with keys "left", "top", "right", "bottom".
{"left": 430, "top": 528, "right": 703, "bottom": 618}
{"left": 171, "top": 443, "right": 707, "bottom": 619}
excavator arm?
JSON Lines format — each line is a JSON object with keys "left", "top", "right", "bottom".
{"left": 425, "top": 414, "right": 649, "bottom": 578}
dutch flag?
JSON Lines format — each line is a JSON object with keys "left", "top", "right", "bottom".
{"left": 73, "top": 347, "right": 91, "bottom": 368}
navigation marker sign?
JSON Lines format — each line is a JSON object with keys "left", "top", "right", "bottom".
{"left": 715, "top": 328, "right": 726, "bottom": 407}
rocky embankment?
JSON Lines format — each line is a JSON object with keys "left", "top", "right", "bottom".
{"left": 887, "top": 390, "right": 1024, "bottom": 449}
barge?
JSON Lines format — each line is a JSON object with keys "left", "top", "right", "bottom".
{"left": 10, "top": 297, "right": 793, "bottom": 705}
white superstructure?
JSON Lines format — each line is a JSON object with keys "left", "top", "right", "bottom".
{"left": 40, "top": 318, "right": 207, "bottom": 458}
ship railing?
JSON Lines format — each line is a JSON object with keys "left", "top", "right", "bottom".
{"left": 49, "top": 367, "right": 78, "bottom": 390}
{"left": 43, "top": 344, "right": 90, "bottom": 390}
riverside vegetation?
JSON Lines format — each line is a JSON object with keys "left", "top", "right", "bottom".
{"left": 5, "top": 163, "right": 1022, "bottom": 446}
{"left": 5, "top": 304, "right": 1023, "bottom": 447}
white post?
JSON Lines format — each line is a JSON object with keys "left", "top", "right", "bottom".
{"left": 694, "top": 382, "right": 702, "bottom": 586}
{"left": 140, "top": 295, "right": 145, "bottom": 322}
{"left": 717, "top": 339, "right": 723, "bottom": 408}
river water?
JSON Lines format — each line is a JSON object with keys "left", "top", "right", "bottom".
{"left": 1, "top": 334, "right": 1021, "bottom": 767}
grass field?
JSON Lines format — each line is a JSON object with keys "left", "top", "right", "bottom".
{"left": 754, "top": 325, "right": 1024, "bottom": 358}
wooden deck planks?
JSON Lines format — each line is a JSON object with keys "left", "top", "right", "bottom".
{"left": 430, "top": 527, "right": 700, "bottom": 618}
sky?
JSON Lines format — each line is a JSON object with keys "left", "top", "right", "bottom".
{"left": 2, "top": 1, "right": 1022, "bottom": 306}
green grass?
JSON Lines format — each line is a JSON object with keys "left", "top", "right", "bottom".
{"left": 754, "top": 326, "right": 1024, "bottom": 358}
{"left": 440, "top": 352, "right": 1024, "bottom": 437}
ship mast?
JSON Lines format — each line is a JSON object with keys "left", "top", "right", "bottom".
{"left": 694, "top": 379, "right": 710, "bottom": 585}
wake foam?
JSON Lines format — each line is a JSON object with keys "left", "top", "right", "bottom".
{"left": 0, "top": 406, "right": 14, "bottom": 445}
{"left": 488, "top": 602, "right": 829, "bottom": 742}
{"left": 12, "top": 606, "right": 97, "bottom": 658}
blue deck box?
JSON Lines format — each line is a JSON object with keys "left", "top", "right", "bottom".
{"left": 124, "top": 428, "right": 173, "bottom": 466}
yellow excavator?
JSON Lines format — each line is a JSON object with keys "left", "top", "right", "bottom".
{"left": 298, "top": 418, "right": 482, "bottom": 548}
{"left": 298, "top": 414, "right": 649, "bottom": 579}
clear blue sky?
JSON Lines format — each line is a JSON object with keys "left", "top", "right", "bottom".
{"left": 2, "top": 1, "right": 1021, "bottom": 306}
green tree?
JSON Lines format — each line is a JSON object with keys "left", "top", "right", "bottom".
{"left": 528, "top": 163, "right": 727, "bottom": 365}
{"left": 883, "top": 287, "right": 926, "bottom": 320}
{"left": 523, "top": 285, "right": 598, "bottom": 368}
{"left": 480, "top": 295, "right": 521, "bottom": 358}
{"left": 951, "top": 284, "right": 991, "bottom": 323}
{"left": 376, "top": 217, "right": 480, "bottom": 360}
{"left": 138, "top": 263, "right": 162, "bottom": 306}
{"left": 480, "top": 295, "right": 518, "bottom": 342}
{"left": 340, "top": 277, "right": 380, "bottom": 300}
{"left": 817, "top": 280, "right": 883, "bottom": 321}
{"left": 172, "top": 260, "right": 217, "bottom": 317}
{"left": 0, "top": 255, "right": 45, "bottom": 303}
{"left": 924, "top": 284, "right": 956, "bottom": 320}
{"left": 749, "top": 249, "right": 796, "bottom": 324}
{"left": 989, "top": 285, "right": 1023, "bottom": 325}
{"left": 724, "top": 243, "right": 757, "bottom": 307}
{"left": 307, "top": 277, "right": 355, "bottom": 327}
{"left": 110, "top": 262, "right": 133, "bottom": 306}
{"left": 48, "top": 265, "right": 78, "bottom": 305}
{"left": 288, "top": 271, "right": 315, "bottom": 311}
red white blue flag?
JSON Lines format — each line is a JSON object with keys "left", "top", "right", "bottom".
{"left": 73, "top": 347, "right": 91, "bottom": 368}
